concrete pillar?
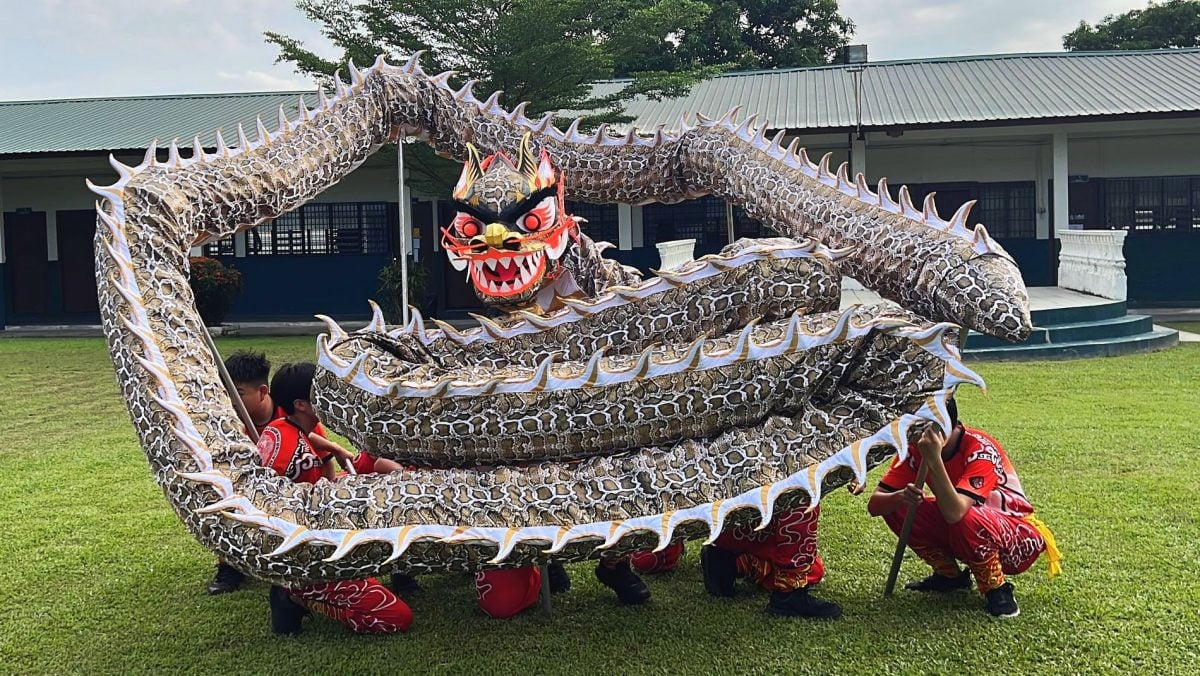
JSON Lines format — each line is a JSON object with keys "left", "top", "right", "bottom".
{"left": 431, "top": 200, "right": 441, "bottom": 251}
{"left": 46, "top": 212, "right": 58, "bottom": 261}
{"left": 1052, "top": 133, "right": 1069, "bottom": 235}
{"left": 617, "top": 204, "right": 632, "bottom": 250}
{"left": 1035, "top": 143, "right": 1051, "bottom": 239}
{"left": 0, "top": 177, "right": 6, "bottom": 265}
{"left": 850, "top": 134, "right": 868, "bottom": 179}
{"left": 234, "top": 232, "right": 248, "bottom": 257}
{"left": 0, "top": 179, "right": 5, "bottom": 329}
{"left": 617, "top": 204, "right": 644, "bottom": 250}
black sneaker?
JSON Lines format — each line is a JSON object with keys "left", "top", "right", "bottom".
{"left": 700, "top": 546, "right": 738, "bottom": 598}
{"left": 767, "top": 588, "right": 843, "bottom": 619}
{"left": 390, "top": 573, "right": 421, "bottom": 596}
{"left": 206, "top": 562, "right": 246, "bottom": 595}
{"left": 905, "top": 569, "right": 972, "bottom": 593}
{"left": 547, "top": 562, "right": 571, "bottom": 594}
{"left": 269, "top": 586, "right": 308, "bottom": 635}
{"left": 984, "top": 582, "right": 1020, "bottom": 619}
{"left": 594, "top": 559, "right": 651, "bottom": 605}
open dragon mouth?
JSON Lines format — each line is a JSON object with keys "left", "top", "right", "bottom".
{"left": 91, "top": 54, "right": 1025, "bottom": 585}
{"left": 467, "top": 248, "right": 548, "bottom": 297}
{"left": 442, "top": 210, "right": 574, "bottom": 304}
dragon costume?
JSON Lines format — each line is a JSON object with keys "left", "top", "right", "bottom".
{"left": 91, "top": 54, "right": 1030, "bottom": 585}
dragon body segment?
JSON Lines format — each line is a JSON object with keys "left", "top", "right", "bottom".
{"left": 92, "top": 56, "right": 1021, "bottom": 584}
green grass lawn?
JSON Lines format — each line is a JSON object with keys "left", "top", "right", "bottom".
{"left": 1165, "top": 321, "right": 1200, "bottom": 335}
{"left": 1, "top": 337, "right": 1198, "bottom": 674}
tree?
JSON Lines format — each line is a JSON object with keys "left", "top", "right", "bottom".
{"left": 266, "top": 0, "right": 722, "bottom": 194}
{"left": 1064, "top": 0, "right": 1200, "bottom": 51}
{"left": 663, "top": 0, "right": 855, "bottom": 73}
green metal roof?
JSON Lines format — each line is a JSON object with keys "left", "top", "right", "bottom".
{"left": 0, "top": 91, "right": 317, "bottom": 155}
{"left": 599, "top": 49, "right": 1200, "bottom": 131}
{"left": 4, "top": 49, "right": 1200, "bottom": 156}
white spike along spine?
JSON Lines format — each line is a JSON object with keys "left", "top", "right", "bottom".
{"left": 92, "top": 54, "right": 1012, "bottom": 583}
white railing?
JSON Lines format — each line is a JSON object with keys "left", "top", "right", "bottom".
{"left": 1057, "top": 229, "right": 1127, "bottom": 301}
{"left": 656, "top": 239, "right": 696, "bottom": 271}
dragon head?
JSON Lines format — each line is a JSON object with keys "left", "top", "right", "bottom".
{"left": 441, "top": 134, "right": 579, "bottom": 309}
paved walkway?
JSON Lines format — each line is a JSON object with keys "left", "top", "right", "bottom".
{"left": 4, "top": 287, "right": 1198, "bottom": 341}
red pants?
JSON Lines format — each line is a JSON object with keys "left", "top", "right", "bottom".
{"left": 884, "top": 499, "right": 1046, "bottom": 593}
{"left": 630, "top": 542, "right": 685, "bottom": 574}
{"left": 713, "top": 506, "right": 824, "bottom": 592}
{"left": 288, "top": 578, "right": 412, "bottom": 633}
{"left": 475, "top": 568, "right": 542, "bottom": 619}
{"left": 351, "top": 451, "right": 378, "bottom": 474}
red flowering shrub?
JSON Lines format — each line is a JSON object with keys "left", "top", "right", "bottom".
{"left": 188, "top": 256, "right": 243, "bottom": 325}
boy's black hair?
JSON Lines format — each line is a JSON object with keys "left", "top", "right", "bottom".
{"left": 270, "top": 362, "right": 317, "bottom": 415}
{"left": 225, "top": 351, "right": 271, "bottom": 387}
{"left": 947, "top": 396, "right": 960, "bottom": 427}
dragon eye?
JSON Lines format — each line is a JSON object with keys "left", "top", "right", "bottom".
{"left": 518, "top": 197, "right": 557, "bottom": 233}
{"left": 453, "top": 213, "right": 482, "bottom": 238}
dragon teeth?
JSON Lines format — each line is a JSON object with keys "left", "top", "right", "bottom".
{"left": 547, "top": 231, "right": 570, "bottom": 261}
{"left": 485, "top": 257, "right": 499, "bottom": 271}
{"left": 446, "top": 247, "right": 468, "bottom": 271}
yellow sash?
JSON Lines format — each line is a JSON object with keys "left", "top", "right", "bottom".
{"left": 1026, "top": 514, "right": 1062, "bottom": 579}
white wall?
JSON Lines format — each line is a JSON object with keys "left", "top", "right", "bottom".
{"left": 867, "top": 141, "right": 1042, "bottom": 185}
{"left": 317, "top": 162, "right": 402, "bottom": 202}
{"left": 1069, "top": 132, "right": 1200, "bottom": 178}
{"left": 3, "top": 175, "right": 98, "bottom": 212}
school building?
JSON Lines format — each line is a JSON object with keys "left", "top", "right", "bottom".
{"left": 1, "top": 48, "right": 1198, "bottom": 328}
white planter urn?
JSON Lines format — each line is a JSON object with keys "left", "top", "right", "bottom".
{"left": 655, "top": 239, "right": 697, "bottom": 271}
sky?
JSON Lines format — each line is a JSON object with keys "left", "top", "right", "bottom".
{"left": 0, "top": 0, "right": 1151, "bottom": 101}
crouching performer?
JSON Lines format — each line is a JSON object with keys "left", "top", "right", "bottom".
{"left": 867, "top": 398, "right": 1061, "bottom": 618}
{"left": 700, "top": 501, "right": 845, "bottom": 619}
{"left": 259, "top": 363, "right": 414, "bottom": 635}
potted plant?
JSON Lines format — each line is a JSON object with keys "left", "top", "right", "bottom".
{"left": 188, "top": 256, "right": 243, "bottom": 326}
{"left": 377, "top": 257, "right": 432, "bottom": 323}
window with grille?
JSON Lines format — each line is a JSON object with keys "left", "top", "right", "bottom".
{"left": 732, "top": 205, "right": 779, "bottom": 239}
{"left": 566, "top": 201, "right": 620, "bottom": 244}
{"left": 1103, "top": 176, "right": 1200, "bottom": 230}
{"left": 976, "top": 183, "right": 1036, "bottom": 239}
{"left": 247, "top": 202, "right": 392, "bottom": 255}
{"left": 643, "top": 197, "right": 727, "bottom": 250}
{"left": 201, "top": 235, "right": 235, "bottom": 257}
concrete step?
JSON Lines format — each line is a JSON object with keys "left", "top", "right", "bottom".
{"left": 967, "top": 313, "right": 1155, "bottom": 349}
{"left": 1045, "top": 314, "right": 1154, "bottom": 343}
{"left": 1029, "top": 299, "right": 1126, "bottom": 326}
{"left": 965, "top": 329, "right": 1179, "bottom": 361}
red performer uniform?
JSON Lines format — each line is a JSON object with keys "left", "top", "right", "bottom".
{"left": 878, "top": 426, "right": 1053, "bottom": 593}
{"left": 351, "top": 450, "right": 379, "bottom": 475}
{"left": 630, "top": 542, "right": 685, "bottom": 575}
{"left": 257, "top": 418, "right": 413, "bottom": 633}
{"left": 474, "top": 568, "right": 543, "bottom": 619}
{"left": 255, "top": 405, "right": 328, "bottom": 438}
{"left": 257, "top": 405, "right": 382, "bottom": 476}
{"left": 712, "top": 507, "right": 825, "bottom": 592}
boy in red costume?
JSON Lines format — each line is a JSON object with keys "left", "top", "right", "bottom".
{"left": 699, "top": 493, "right": 852, "bottom": 619}
{"left": 261, "top": 362, "right": 414, "bottom": 635}
{"left": 207, "top": 351, "right": 378, "bottom": 594}
{"left": 867, "top": 398, "right": 1060, "bottom": 618}
{"left": 206, "top": 351, "right": 279, "bottom": 595}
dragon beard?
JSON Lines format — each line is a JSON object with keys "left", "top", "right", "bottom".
{"left": 91, "top": 55, "right": 1021, "bottom": 584}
